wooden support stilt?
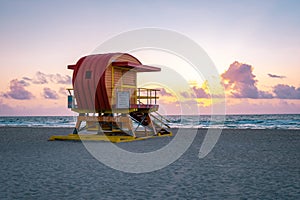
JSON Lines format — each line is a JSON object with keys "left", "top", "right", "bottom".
{"left": 126, "top": 114, "right": 136, "bottom": 137}
{"left": 148, "top": 115, "right": 157, "bottom": 136}
{"left": 73, "top": 115, "right": 83, "bottom": 134}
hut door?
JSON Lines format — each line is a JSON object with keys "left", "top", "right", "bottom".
{"left": 116, "top": 91, "right": 130, "bottom": 109}
{"left": 113, "top": 67, "right": 137, "bottom": 107}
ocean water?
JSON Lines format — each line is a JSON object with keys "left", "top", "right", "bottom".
{"left": 0, "top": 116, "right": 76, "bottom": 128}
{"left": 168, "top": 114, "right": 300, "bottom": 129}
{"left": 0, "top": 114, "right": 299, "bottom": 129}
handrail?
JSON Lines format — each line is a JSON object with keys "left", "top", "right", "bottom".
{"left": 67, "top": 87, "right": 164, "bottom": 111}
{"left": 152, "top": 110, "right": 171, "bottom": 123}
{"left": 137, "top": 88, "right": 159, "bottom": 105}
{"left": 150, "top": 113, "right": 171, "bottom": 128}
{"left": 137, "top": 100, "right": 170, "bottom": 124}
{"left": 138, "top": 99, "right": 170, "bottom": 123}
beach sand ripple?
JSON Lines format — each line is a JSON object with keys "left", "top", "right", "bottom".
{"left": 0, "top": 127, "right": 299, "bottom": 199}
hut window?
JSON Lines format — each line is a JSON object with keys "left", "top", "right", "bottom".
{"left": 85, "top": 71, "right": 92, "bottom": 79}
{"left": 122, "top": 70, "right": 136, "bottom": 86}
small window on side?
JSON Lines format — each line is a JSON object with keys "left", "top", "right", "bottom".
{"left": 85, "top": 71, "right": 92, "bottom": 79}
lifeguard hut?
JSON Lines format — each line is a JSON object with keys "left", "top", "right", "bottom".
{"left": 49, "top": 53, "right": 171, "bottom": 142}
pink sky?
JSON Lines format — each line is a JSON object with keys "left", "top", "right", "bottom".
{"left": 0, "top": 1, "right": 299, "bottom": 116}
{"left": 0, "top": 60, "right": 299, "bottom": 116}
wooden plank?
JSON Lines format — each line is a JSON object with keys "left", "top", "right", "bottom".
{"left": 77, "top": 116, "right": 135, "bottom": 123}
{"left": 138, "top": 96, "right": 159, "bottom": 99}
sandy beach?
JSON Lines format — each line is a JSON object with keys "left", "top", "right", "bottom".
{"left": 0, "top": 127, "right": 299, "bottom": 199}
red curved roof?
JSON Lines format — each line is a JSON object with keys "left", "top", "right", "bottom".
{"left": 68, "top": 53, "right": 160, "bottom": 112}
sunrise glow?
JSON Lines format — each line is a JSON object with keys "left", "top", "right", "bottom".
{"left": 0, "top": 1, "right": 299, "bottom": 116}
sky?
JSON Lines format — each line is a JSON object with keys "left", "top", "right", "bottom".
{"left": 0, "top": 0, "right": 299, "bottom": 116}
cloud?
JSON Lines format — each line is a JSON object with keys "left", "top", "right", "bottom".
{"left": 22, "top": 77, "right": 32, "bottom": 81}
{"left": 59, "top": 87, "right": 68, "bottom": 95}
{"left": 23, "top": 71, "right": 71, "bottom": 85}
{"left": 273, "top": 84, "right": 300, "bottom": 99}
{"left": 43, "top": 88, "right": 59, "bottom": 99}
{"left": 2, "top": 79, "right": 34, "bottom": 100}
{"left": 221, "top": 61, "right": 273, "bottom": 99}
{"left": 258, "top": 91, "right": 274, "bottom": 99}
{"left": 192, "top": 86, "right": 210, "bottom": 98}
{"left": 49, "top": 74, "right": 71, "bottom": 84}
{"left": 18, "top": 80, "right": 30, "bottom": 87}
{"left": 268, "top": 73, "right": 286, "bottom": 79}
{"left": 22, "top": 71, "right": 48, "bottom": 84}
{"left": 180, "top": 91, "right": 191, "bottom": 98}
{"left": 158, "top": 88, "right": 173, "bottom": 96}
{"left": 33, "top": 71, "right": 48, "bottom": 84}
{"left": 180, "top": 86, "right": 210, "bottom": 99}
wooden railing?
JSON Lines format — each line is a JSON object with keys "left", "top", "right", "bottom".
{"left": 66, "top": 87, "right": 160, "bottom": 109}
{"left": 137, "top": 88, "right": 160, "bottom": 105}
